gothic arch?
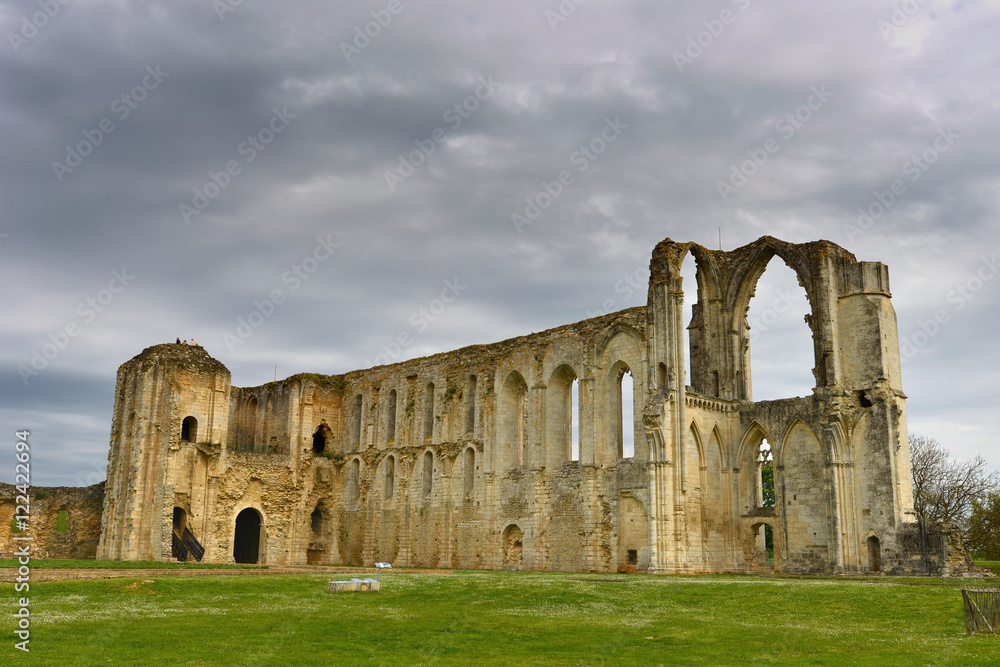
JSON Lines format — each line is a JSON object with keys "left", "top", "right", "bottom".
{"left": 736, "top": 421, "right": 772, "bottom": 513}
{"left": 728, "top": 240, "right": 819, "bottom": 316}
{"left": 498, "top": 370, "right": 529, "bottom": 469}
{"left": 686, "top": 420, "right": 706, "bottom": 468}
{"left": 727, "top": 241, "right": 824, "bottom": 397}
{"left": 775, "top": 418, "right": 822, "bottom": 469}
{"left": 677, "top": 244, "right": 723, "bottom": 305}
{"left": 710, "top": 424, "right": 728, "bottom": 463}
{"left": 781, "top": 419, "right": 831, "bottom": 570}
{"left": 545, "top": 363, "right": 579, "bottom": 466}
{"left": 736, "top": 421, "right": 771, "bottom": 469}
{"left": 596, "top": 322, "right": 645, "bottom": 357}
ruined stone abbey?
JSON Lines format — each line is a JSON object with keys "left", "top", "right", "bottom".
{"left": 93, "top": 236, "right": 970, "bottom": 575}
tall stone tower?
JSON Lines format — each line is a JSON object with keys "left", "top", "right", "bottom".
{"left": 97, "top": 344, "right": 231, "bottom": 561}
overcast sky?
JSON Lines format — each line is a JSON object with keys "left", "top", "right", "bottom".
{"left": 2, "top": 0, "right": 998, "bottom": 486}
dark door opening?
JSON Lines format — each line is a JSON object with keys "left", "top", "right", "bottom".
{"left": 233, "top": 508, "right": 262, "bottom": 564}
{"left": 868, "top": 535, "right": 882, "bottom": 572}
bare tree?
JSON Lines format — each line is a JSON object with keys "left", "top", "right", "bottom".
{"left": 909, "top": 435, "right": 1000, "bottom": 528}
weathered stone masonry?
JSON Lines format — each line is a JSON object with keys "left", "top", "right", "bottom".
{"left": 1, "top": 482, "right": 104, "bottom": 559}
{"left": 95, "top": 236, "right": 972, "bottom": 574}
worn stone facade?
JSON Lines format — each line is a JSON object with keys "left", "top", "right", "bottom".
{"left": 96, "top": 236, "right": 971, "bottom": 575}
{"left": 1, "top": 482, "right": 104, "bottom": 559}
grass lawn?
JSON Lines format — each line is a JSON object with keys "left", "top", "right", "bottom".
{"left": 0, "top": 558, "right": 265, "bottom": 570}
{"left": 3, "top": 570, "right": 998, "bottom": 666}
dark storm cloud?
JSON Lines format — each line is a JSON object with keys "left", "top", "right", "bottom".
{"left": 2, "top": 0, "right": 998, "bottom": 483}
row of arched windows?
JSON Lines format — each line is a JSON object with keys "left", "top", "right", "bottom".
{"left": 338, "top": 448, "right": 477, "bottom": 504}
{"left": 350, "top": 375, "right": 479, "bottom": 450}
{"left": 498, "top": 361, "right": 635, "bottom": 469}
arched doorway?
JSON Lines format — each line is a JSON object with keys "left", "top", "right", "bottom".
{"left": 502, "top": 524, "right": 523, "bottom": 569}
{"left": 233, "top": 508, "right": 263, "bottom": 564}
{"left": 173, "top": 507, "right": 187, "bottom": 536}
{"left": 867, "top": 535, "right": 882, "bottom": 573}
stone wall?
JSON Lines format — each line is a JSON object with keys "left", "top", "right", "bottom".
{"left": 0, "top": 482, "right": 104, "bottom": 559}
{"left": 93, "top": 236, "right": 980, "bottom": 576}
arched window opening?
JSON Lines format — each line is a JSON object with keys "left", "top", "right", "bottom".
{"left": 348, "top": 458, "right": 361, "bottom": 502}
{"left": 500, "top": 371, "right": 528, "bottom": 467}
{"left": 233, "top": 508, "right": 263, "bottom": 564}
{"left": 757, "top": 439, "right": 775, "bottom": 508}
{"left": 681, "top": 252, "right": 698, "bottom": 390}
{"left": 352, "top": 394, "right": 363, "bottom": 448}
{"left": 243, "top": 397, "right": 258, "bottom": 451}
{"left": 465, "top": 375, "right": 477, "bottom": 434}
{"left": 384, "top": 456, "right": 395, "bottom": 499}
{"left": 764, "top": 524, "right": 774, "bottom": 564}
{"left": 57, "top": 509, "right": 69, "bottom": 535}
{"left": 386, "top": 389, "right": 397, "bottom": 444}
{"left": 311, "top": 507, "right": 323, "bottom": 537}
{"left": 181, "top": 416, "right": 197, "bottom": 442}
{"left": 619, "top": 368, "right": 635, "bottom": 459}
{"left": 657, "top": 363, "right": 667, "bottom": 391}
{"left": 571, "top": 379, "right": 580, "bottom": 461}
{"left": 422, "top": 451, "right": 433, "bottom": 496}
{"left": 423, "top": 383, "right": 434, "bottom": 441}
{"left": 868, "top": 535, "right": 882, "bottom": 572}
{"left": 312, "top": 424, "right": 329, "bottom": 454}
{"left": 745, "top": 256, "right": 814, "bottom": 401}
{"left": 546, "top": 365, "right": 578, "bottom": 466}
{"left": 463, "top": 448, "right": 475, "bottom": 495}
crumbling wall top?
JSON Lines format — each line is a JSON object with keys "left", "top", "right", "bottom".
{"left": 123, "top": 343, "right": 231, "bottom": 377}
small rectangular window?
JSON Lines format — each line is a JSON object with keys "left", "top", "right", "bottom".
{"left": 57, "top": 510, "right": 69, "bottom": 535}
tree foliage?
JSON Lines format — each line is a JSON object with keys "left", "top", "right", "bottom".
{"left": 760, "top": 462, "right": 775, "bottom": 508}
{"left": 966, "top": 493, "right": 1000, "bottom": 559}
{"left": 909, "top": 435, "right": 1000, "bottom": 529}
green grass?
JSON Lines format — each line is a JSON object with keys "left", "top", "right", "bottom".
{"left": 976, "top": 560, "right": 1000, "bottom": 576}
{"left": 0, "top": 558, "right": 264, "bottom": 570}
{"left": 3, "top": 570, "right": 998, "bottom": 666}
